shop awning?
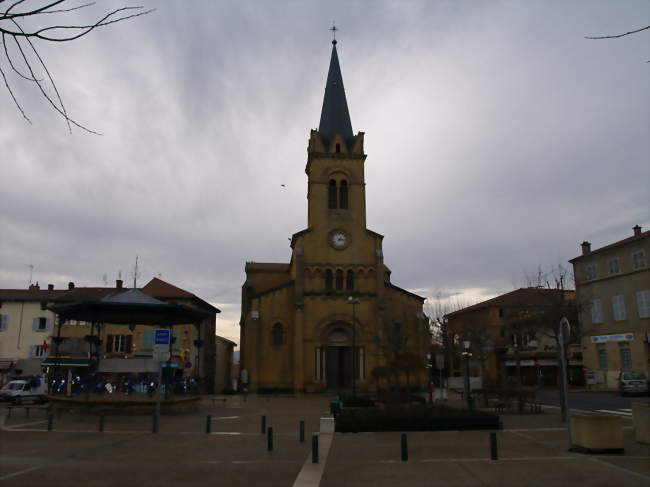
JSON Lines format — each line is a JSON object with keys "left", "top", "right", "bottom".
{"left": 41, "top": 356, "right": 91, "bottom": 367}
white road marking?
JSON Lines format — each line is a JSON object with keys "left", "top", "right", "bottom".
{"left": 0, "top": 466, "right": 43, "bottom": 481}
{"left": 420, "top": 456, "right": 579, "bottom": 463}
{"left": 588, "top": 455, "right": 650, "bottom": 481}
{"left": 292, "top": 433, "right": 334, "bottom": 487}
{"left": 5, "top": 420, "right": 47, "bottom": 429}
{"left": 595, "top": 409, "right": 632, "bottom": 416}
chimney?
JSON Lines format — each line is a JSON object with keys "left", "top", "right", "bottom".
{"left": 47, "top": 284, "right": 54, "bottom": 291}
{"left": 68, "top": 282, "right": 75, "bottom": 290}
{"left": 116, "top": 279, "right": 123, "bottom": 290}
{"left": 633, "top": 225, "right": 642, "bottom": 236}
{"left": 29, "top": 283, "right": 40, "bottom": 290}
{"left": 581, "top": 241, "right": 591, "bottom": 255}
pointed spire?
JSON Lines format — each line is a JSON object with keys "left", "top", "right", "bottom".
{"left": 318, "top": 40, "right": 353, "bottom": 143}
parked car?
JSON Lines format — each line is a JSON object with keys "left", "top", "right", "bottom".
{"left": 0, "top": 378, "right": 47, "bottom": 404}
{"left": 618, "top": 371, "right": 649, "bottom": 396}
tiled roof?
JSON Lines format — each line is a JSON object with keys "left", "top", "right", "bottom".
{"left": 0, "top": 289, "right": 66, "bottom": 301}
{"left": 445, "top": 288, "right": 574, "bottom": 318}
{"left": 569, "top": 230, "right": 649, "bottom": 262}
{"left": 245, "top": 262, "right": 290, "bottom": 273}
{"left": 141, "top": 277, "right": 194, "bottom": 298}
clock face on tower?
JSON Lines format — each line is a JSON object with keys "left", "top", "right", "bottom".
{"left": 329, "top": 230, "right": 350, "bottom": 250}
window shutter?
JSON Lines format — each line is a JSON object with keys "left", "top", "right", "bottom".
{"left": 106, "top": 334, "right": 114, "bottom": 353}
{"left": 143, "top": 330, "right": 154, "bottom": 349}
{"left": 0, "top": 314, "right": 7, "bottom": 331}
{"left": 45, "top": 318, "right": 53, "bottom": 330}
{"left": 29, "top": 345, "right": 37, "bottom": 357}
{"left": 32, "top": 317, "right": 39, "bottom": 331}
{"left": 125, "top": 335, "right": 133, "bottom": 353}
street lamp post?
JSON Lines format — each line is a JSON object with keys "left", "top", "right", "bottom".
{"left": 462, "top": 340, "right": 473, "bottom": 409}
{"left": 347, "top": 296, "right": 360, "bottom": 397}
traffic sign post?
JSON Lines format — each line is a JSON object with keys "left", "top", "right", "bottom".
{"left": 153, "top": 328, "right": 171, "bottom": 433}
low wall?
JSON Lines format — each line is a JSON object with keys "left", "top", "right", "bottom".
{"left": 47, "top": 395, "right": 200, "bottom": 415}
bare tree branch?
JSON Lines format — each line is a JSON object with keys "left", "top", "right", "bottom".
{"left": 0, "top": 1, "right": 155, "bottom": 132}
{"left": 585, "top": 25, "right": 650, "bottom": 39}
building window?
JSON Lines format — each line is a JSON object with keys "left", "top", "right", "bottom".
{"left": 272, "top": 323, "right": 284, "bottom": 347}
{"left": 636, "top": 290, "right": 650, "bottom": 318}
{"left": 0, "top": 314, "right": 8, "bottom": 331}
{"left": 335, "top": 269, "right": 344, "bottom": 290}
{"left": 585, "top": 264, "right": 597, "bottom": 280}
{"left": 632, "top": 250, "right": 647, "bottom": 269}
{"left": 40, "top": 301, "right": 47, "bottom": 310}
{"left": 32, "top": 317, "right": 51, "bottom": 332}
{"left": 619, "top": 342, "right": 632, "bottom": 370}
{"left": 590, "top": 299, "right": 603, "bottom": 323}
{"left": 608, "top": 258, "right": 620, "bottom": 275}
{"left": 328, "top": 179, "right": 337, "bottom": 209}
{"left": 314, "top": 347, "right": 325, "bottom": 381}
{"left": 335, "top": 143, "right": 341, "bottom": 153}
{"left": 339, "top": 180, "right": 348, "bottom": 209}
{"left": 325, "top": 270, "right": 333, "bottom": 292}
{"left": 612, "top": 295, "right": 626, "bottom": 321}
{"left": 346, "top": 270, "right": 354, "bottom": 290}
{"left": 29, "top": 345, "right": 46, "bottom": 358}
{"left": 596, "top": 344, "right": 607, "bottom": 369}
{"left": 106, "top": 334, "right": 132, "bottom": 353}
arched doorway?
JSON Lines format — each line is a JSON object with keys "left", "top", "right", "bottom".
{"left": 325, "top": 326, "right": 352, "bottom": 389}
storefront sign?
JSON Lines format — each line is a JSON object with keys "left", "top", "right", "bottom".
{"left": 590, "top": 333, "right": 634, "bottom": 343}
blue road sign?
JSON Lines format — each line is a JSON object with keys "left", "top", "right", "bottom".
{"left": 154, "top": 329, "right": 171, "bottom": 345}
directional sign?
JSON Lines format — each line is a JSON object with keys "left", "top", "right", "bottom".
{"left": 154, "top": 329, "right": 171, "bottom": 353}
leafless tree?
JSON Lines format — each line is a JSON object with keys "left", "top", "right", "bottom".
{"left": 585, "top": 25, "right": 649, "bottom": 39}
{"left": 1, "top": 0, "right": 154, "bottom": 133}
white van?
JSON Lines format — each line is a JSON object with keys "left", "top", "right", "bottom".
{"left": 0, "top": 378, "right": 47, "bottom": 404}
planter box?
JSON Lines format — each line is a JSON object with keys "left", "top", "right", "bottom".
{"left": 632, "top": 402, "right": 650, "bottom": 445}
{"left": 570, "top": 412, "right": 624, "bottom": 453}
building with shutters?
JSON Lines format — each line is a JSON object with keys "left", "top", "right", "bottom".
{"left": 0, "top": 284, "right": 61, "bottom": 385}
{"left": 239, "top": 39, "right": 430, "bottom": 394}
{"left": 570, "top": 225, "right": 650, "bottom": 390}
{"left": 1, "top": 278, "right": 226, "bottom": 393}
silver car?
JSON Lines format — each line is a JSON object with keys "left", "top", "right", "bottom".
{"left": 618, "top": 371, "right": 649, "bottom": 396}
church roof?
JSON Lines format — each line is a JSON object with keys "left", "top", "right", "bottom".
{"left": 318, "top": 41, "right": 353, "bottom": 143}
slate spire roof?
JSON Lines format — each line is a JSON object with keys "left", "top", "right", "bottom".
{"left": 318, "top": 40, "right": 353, "bottom": 143}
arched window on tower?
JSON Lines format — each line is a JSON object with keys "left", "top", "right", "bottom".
{"left": 335, "top": 269, "right": 344, "bottom": 290}
{"left": 325, "top": 270, "right": 333, "bottom": 293}
{"left": 328, "top": 179, "right": 337, "bottom": 209}
{"left": 346, "top": 269, "right": 354, "bottom": 290}
{"left": 339, "top": 180, "right": 348, "bottom": 209}
{"left": 272, "top": 323, "right": 284, "bottom": 346}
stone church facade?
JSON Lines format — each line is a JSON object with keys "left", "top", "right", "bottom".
{"left": 239, "top": 40, "right": 429, "bottom": 393}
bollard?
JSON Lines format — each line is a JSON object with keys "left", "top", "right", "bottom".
{"left": 299, "top": 420, "right": 305, "bottom": 443}
{"left": 206, "top": 415, "right": 212, "bottom": 434}
{"left": 401, "top": 433, "right": 408, "bottom": 462}
{"left": 99, "top": 413, "right": 105, "bottom": 433}
{"left": 267, "top": 426, "right": 274, "bottom": 452}
{"left": 152, "top": 412, "right": 159, "bottom": 433}
{"left": 312, "top": 434, "right": 319, "bottom": 463}
{"left": 47, "top": 413, "right": 53, "bottom": 432}
{"left": 261, "top": 415, "right": 266, "bottom": 434}
{"left": 490, "top": 432, "right": 498, "bottom": 460}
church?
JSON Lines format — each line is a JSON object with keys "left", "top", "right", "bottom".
{"left": 239, "top": 39, "right": 429, "bottom": 393}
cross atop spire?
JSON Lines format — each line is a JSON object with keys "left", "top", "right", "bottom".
{"left": 330, "top": 21, "right": 338, "bottom": 44}
{"left": 318, "top": 34, "right": 353, "bottom": 144}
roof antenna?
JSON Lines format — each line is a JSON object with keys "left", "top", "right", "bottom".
{"left": 330, "top": 21, "right": 338, "bottom": 45}
{"left": 25, "top": 264, "right": 34, "bottom": 286}
{"left": 131, "top": 256, "right": 141, "bottom": 289}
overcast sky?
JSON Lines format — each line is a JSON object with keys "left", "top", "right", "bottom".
{"left": 1, "top": 1, "right": 648, "bottom": 345}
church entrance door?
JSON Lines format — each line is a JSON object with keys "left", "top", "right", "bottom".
{"left": 326, "top": 346, "right": 352, "bottom": 389}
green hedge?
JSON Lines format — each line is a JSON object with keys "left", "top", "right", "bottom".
{"left": 335, "top": 405, "right": 501, "bottom": 432}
